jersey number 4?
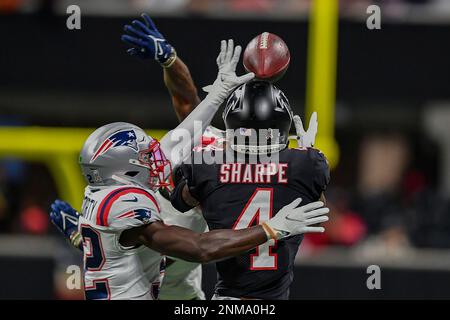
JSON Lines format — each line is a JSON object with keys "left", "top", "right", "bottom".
{"left": 233, "top": 188, "right": 277, "bottom": 270}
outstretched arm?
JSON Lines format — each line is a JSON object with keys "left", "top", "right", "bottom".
{"left": 124, "top": 222, "right": 267, "bottom": 263}
{"left": 164, "top": 59, "right": 201, "bottom": 121}
{"left": 121, "top": 13, "right": 200, "bottom": 121}
{"left": 120, "top": 198, "right": 329, "bottom": 263}
{"left": 122, "top": 17, "right": 253, "bottom": 168}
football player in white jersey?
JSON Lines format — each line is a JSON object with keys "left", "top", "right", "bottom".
{"left": 52, "top": 14, "right": 226, "bottom": 300}
{"left": 50, "top": 39, "right": 330, "bottom": 300}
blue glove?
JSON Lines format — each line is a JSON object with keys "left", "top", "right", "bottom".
{"left": 50, "top": 199, "right": 82, "bottom": 249}
{"left": 121, "top": 13, "right": 176, "bottom": 66}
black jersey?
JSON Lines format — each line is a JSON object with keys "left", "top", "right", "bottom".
{"left": 171, "top": 147, "right": 330, "bottom": 299}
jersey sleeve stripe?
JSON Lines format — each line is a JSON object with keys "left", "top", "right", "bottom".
{"left": 96, "top": 186, "right": 128, "bottom": 226}
{"left": 96, "top": 187, "right": 160, "bottom": 227}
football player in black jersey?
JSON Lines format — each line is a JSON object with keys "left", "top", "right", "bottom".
{"left": 170, "top": 80, "right": 330, "bottom": 300}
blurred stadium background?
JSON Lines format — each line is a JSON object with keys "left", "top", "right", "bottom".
{"left": 1, "top": 0, "right": 450, "bottom": 299}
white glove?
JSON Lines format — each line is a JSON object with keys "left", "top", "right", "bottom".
{"left": 159, "top": 40, "right": 253, "bottom": 169}
{"left": 202, "top": 39, "right": 255, "bottom": 104}
{"left": 290, "top": 112, "right": 318, "bottom": 148}
{"left": 262, "top": 198, "right": 329, "bottom": 240}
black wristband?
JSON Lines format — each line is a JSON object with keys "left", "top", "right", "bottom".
{"left": 170, "top": 179, "right": 196, "bottom": 213}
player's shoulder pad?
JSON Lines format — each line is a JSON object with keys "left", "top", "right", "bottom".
{"left": 290, "top": 147, "right": 330, "bottom": 178}
{"left": 291, "top": 146, "right": 328, "bottom": 162}
{"left": 307, "top": 147, "right": 329, "bottom": 164}
{"left": 300, "top": 147, "right": 329, "bottom": 170}
{"left": 306, "top": 148, "right": 330, "bottom": 189}
{"left": 96, "top": 185, "right": 161, "bottom": 229}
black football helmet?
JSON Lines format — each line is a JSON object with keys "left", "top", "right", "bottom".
{"left": 223, "top": 80, "right": 293, "bottom": 154}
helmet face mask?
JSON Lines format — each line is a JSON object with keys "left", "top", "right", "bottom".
{"left": 135, "top": 139, "right": 173, "bottom": 191}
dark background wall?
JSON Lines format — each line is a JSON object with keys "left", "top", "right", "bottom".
{"left": 0, "top": 15, "right": 448, "bottom": 128}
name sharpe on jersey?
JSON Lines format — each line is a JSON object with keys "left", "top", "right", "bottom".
{"left": 220, "top": 163, "right": 288, "bottom": 184}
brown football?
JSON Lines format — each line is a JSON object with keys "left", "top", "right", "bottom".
{"left": 243, "top": 32, "right": 291, "bottom": 83}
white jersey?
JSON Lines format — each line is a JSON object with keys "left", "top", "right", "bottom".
{"left": 77, "top": 127, "right": 222, "bottom": 300}
{"left": 79, "top": 184, "right": 164, "bottom": 300}
{"left": 157, "top": 193, "right": 207, "bottom": 300}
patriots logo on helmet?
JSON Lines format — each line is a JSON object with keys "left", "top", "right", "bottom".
{"left": 90, "top": 129, "right": 138, "bottom": 162}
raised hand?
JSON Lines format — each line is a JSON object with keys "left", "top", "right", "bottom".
{"left": 292, "top": 112, "right": 318, "bottom": 148}
{"left": 203, "top": 39, "right": 255, "bottom": 102}
{"left": 122, "top": 13, "right": 176, "bottom": 66}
